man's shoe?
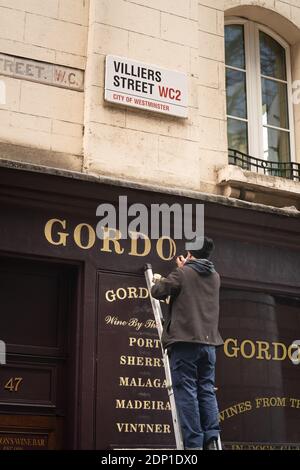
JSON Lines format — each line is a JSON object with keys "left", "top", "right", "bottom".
{"left": 205, "top": 438, "right": 219, "bottom": 450}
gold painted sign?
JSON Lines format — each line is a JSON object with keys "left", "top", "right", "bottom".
{"left": 224, "top": 442, "right": 300, "bottom": 450}
{"left": 0, "top": 432, "right": 48, "bottom": 450}
{"left": 220, "top": 397, "right": 300, "bottom": 422}
{"left": 42, "top": 218, "right": 300, "bottom": 448}
{"left": 44, "top": 219, "right": 177, "bottom": 261}
{"left": 4, "top": 377, "right": 23, "bottom": 392}
{"left": 96, "top": 280, "right": 300, "bottom": 448}
{"left": 223, "top": 338, "right": 300, "bottom": 363}
{"left": 217, "top": 291, "right": 300, "bottom": 446}
{"left": 96, "top": 272, "right": 174, "bottom": 449}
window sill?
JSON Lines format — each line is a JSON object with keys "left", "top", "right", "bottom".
{"left": 217, "top": 164, "right": 300, "bottom": 210}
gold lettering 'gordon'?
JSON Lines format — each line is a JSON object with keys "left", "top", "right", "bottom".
{"left": 0, "top": 53, "right": 84, "bottom": 91}
{"left": 223, "top": 338, "right": 300, "bottom": 362}
{"left": 44, "top": 219, "right": 177, "bottom": 261}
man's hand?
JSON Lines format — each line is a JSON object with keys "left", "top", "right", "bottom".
{"left": 152, "top": 273, "right": 162, "bottom": 284}
{"left": 176, "top": 255, "right": 186, "bottom": 268}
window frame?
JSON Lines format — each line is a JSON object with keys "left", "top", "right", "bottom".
{"left": 225, "top": 17, "right": 296, "bottom": 164}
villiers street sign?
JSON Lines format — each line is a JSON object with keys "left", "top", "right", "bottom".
{"left": 105, "top": 55, "right": 188, "bottom": 118}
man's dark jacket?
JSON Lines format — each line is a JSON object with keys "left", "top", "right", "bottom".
{"left": 151, "top": 260, "right": 223, "bottom": 349}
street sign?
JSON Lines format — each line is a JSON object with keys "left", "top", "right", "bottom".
{"left": 105, "top": 55, "right": 188, "bottom": 118}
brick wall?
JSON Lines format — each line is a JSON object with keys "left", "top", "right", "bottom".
{"left": 1, "top": 1, "right": 300, "bottom": 192}
{"left": 0, "top": 0, "right": 89, "bottom": 168}
{"left": 83, "top": 0, "right": 227, "bottom": 193}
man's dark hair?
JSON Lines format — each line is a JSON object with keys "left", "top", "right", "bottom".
{"left": 189, "top": 236, "right": 215, "bottom": 259}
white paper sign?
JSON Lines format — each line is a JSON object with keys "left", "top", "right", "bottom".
{"left": 105, "top": 55, "right": 188, "bottom": 118}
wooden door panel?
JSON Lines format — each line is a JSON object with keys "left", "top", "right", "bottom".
{"left": 0, "top": 257, "right": 69, "bottom": 357}
{"left": 0, "top": 256, "right": 76, "bottom": 449}
{"left": 0, "top": 415, "right": 63, "bottom": 450}
{"left": 0, "top": 362, "right": 57, "bottom": 406}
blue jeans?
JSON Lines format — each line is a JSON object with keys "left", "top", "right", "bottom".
{"left": 170, "top": 342, "right": 220, "bottom": 449}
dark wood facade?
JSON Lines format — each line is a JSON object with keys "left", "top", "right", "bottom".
{"left": 0, "top": 163, "right": 299, "bottom": 450}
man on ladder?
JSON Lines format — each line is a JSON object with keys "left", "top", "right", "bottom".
{"left": 149, "top": 237, "right": 223, "bottom": 451}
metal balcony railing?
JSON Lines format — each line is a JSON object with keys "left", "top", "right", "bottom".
{"left": 228, "top": 148, "right": 300, "bottom": 182}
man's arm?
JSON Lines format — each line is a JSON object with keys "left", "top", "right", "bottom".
{"left": 151, "top": 268, "right": 182, "bottom": 300}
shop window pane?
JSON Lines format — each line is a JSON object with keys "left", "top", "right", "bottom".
{"left": 226, "top": 68, "right": 247, "bottom": 119}
{"left": 227, "top": 118, "right": 248, "bottom": 154}
{"left": 262, "top": 78, "right": 289, "bottom": 129}
{"left": 260, "top": 31, "right": 286, "bottom": 80}
{"left": 225, "top": 25, "right": 245, "bottom": 69}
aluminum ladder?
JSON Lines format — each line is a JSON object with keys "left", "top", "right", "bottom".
{"left": 144, "top": 263, "right": 222, "bottom": 451}
{"left": 144, "top": 263, "right": 184, "bottom": 450}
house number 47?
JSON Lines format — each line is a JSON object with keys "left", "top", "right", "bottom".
{"left": 4, "top": 377, "right": 23, "bottom": 392}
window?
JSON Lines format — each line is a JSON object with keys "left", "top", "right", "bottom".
{"left": 225, "top": 19, "right": 295, "bottom": 166}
